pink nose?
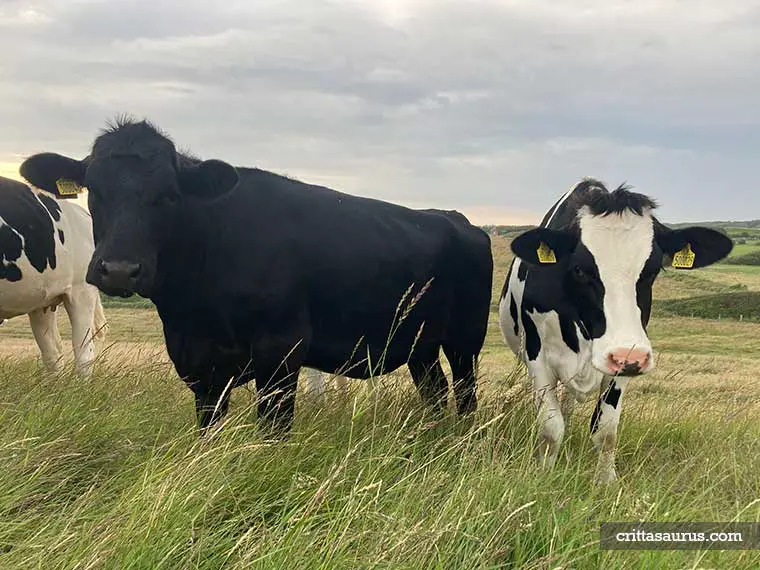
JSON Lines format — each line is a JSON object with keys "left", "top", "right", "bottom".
{"left": 606, "top": 348, "right": 650, "bottom": 375}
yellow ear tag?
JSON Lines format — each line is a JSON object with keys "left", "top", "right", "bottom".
{"left": 55, "top": 179, "right": 83, "bottom": 196}
{"left": 536, "top": 241, "right": 557, "bottom": 264}
{"left": 671, "top": 243, "right": 696, "bottom": 269}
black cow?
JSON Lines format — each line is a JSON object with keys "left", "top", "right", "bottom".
{"left": 20, "top": 118, "right": 493, "bottom": 432}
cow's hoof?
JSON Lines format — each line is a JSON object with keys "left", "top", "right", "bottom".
{"left": 533, "top": 435, "right": 560, "bottom": 470}
{"left": 75, "top": 365, "right": 94, "bottom": 378}
{"left": 594, "top": 468, "right": 618, "bottom": 485}
{"left": 533, "top": 448, "right": 558, "bottom": 471}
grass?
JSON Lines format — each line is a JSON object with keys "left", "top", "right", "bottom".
{"left": 727, "top": 242, "right": 760, "bottom": 258}
{"left": 652, "top": 269, "right": 747, "bottom": 301}
{"left": 2, "top": 237, "right": 760, "bottom": 568}
{"left": 709, "top": 264, "right": 760, "bottom": 274}
{"left": 2, "top": 356, "right": 760, "bottom": 569}
{"left": 654, "top": 292, "right": 760, "bottom": 322}
{"left": 100, "top": 293, "right": 155, "bottom": 309}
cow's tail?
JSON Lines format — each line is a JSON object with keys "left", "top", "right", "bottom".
{"left": 92, "top": 294, "right": 108, "bottom": 343}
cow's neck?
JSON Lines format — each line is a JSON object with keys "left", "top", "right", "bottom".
{"left": 149, "top": 215, "right": 213, "bottom": 312}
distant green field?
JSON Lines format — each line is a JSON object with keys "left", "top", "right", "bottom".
{"left": 725, "top": 227, "right": 760, "bottom": 239}
{"left": 729, "top": 241, "right": 760, "bottom": 254}
{"left": 654, "top": 291, "right": 760, "bottom": 322}
{"left": 100, "top": 293, "right": 154, "bottom": 309}
{"left": 706, "top": 264, "right": 760, "bottom": 276}
{"left": 727, "top": 241, "right": 760, "bottom": 259}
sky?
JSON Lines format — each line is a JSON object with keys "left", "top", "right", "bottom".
{"left": 1, "top": 0, "right": 759, "bottom": 224}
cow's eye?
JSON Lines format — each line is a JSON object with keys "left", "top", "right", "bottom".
{"left": 573, "top": 265, "right": 586, "bottom": 278}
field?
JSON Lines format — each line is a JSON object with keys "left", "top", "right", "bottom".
{"left": 2, "top": 234, "right": 760, "bottom": 568}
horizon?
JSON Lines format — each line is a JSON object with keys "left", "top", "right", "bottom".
{"left": 2, "top": 159, "right": 756, "bottom": 227}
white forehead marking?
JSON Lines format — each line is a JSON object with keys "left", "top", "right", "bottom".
{"left": 578, "top": 206, "right": 654, "bottom": 275}
{"left": 544, "top": 189, "right": 572, "bottom": 228}
{"left": 578, "top": 205, "right": 656, "bottom": 372}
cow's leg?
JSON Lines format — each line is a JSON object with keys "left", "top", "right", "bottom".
{"left": 532, "top": 367, "right": 564, "bottom": 469}
{"left": 408, "top": 353, "right": 449, "bottom": 416}
{"left": 28, "top": 307, "right": 63, "bottom": 373}
{"left": 161, "top": 326, "right": 235, "bottom": 432}
{"left": 443, "top": 347, "right": 478, "bottom": 416}
{"left": 256, "top": 366, "right": 299, "bottom": 434}
{"left": 191, "top": 372, "right": 234, "bottom": 431}
{"left": 334, "top": 375, "right": 350, "bottom": 392}
{"left": 559, "top": 383, "right": 575, "bottom": 431}
{"left": 302, "top": 368, "right": 326, "bottom": 397}
{"left": 251, "top": 337, "right": 308, "bottom": 434}
{"left": 590, "top": 376, "right": 629, "bottom": 484}
{"left": 63, "top": 286, "right": 99, "bottom": 377}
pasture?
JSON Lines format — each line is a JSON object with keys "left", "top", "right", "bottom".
{"left": 1, "top": 234, "right": 760, "bottom": 568}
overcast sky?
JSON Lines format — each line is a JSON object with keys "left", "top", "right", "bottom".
{"left": 1, "top": 0, "right": 758, "bottom": 224}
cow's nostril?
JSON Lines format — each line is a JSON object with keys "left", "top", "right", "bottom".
{"left": 607, "top": 347, "right": 650, "bottom": 376}
{"left": 621, "top": 362, "right": 642, "bottom": 375}
{"left": 98, "top": 261, "right": 141, "bottom": 287}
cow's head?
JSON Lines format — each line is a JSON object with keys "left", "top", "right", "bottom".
{"left": 19, "top": 119, "right": 239, "bottom": 298}
{"left": 511, "top": 184, "right": 732, "bottom": 377}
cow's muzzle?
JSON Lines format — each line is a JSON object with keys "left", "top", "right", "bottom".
{"left": 90, "top": 259, "right": 142, "bottom": 297}
{"left": 605, "top": 347, "right": 651, "bottom": 376}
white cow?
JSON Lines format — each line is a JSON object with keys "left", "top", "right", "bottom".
{"left": 0, "top": 176, "right": 106, "bottom": 376}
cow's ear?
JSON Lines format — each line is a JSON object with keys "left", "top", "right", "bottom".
{"left": 179, "top": 159, "right": 239, "bottom": 201}
{"left": 511, "top": 227, "right": 578, "bottom": 266}
{"left": 19, "top": 153, "right": 88, "bottom": 199}
{"left": 655, "top": 223, "right": 733, "bottom": 269}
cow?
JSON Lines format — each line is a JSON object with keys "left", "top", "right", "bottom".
{"left": 20, "top": 117, "right": 493, "bottom": 433}
{"left": 301, "top": 368, "right": 351, "bottom": 397}
{"left": 1, "top": 176, "right": 106, "bottom": 376}
{"left": 498, "top": 178, "right": 732, "bottom": 483}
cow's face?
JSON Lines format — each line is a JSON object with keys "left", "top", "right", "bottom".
{"left": 512, "top": 204, "right": 732, "bottom": 377}
{"left": 19, "top": 122, "right": 239, "bottom": 298}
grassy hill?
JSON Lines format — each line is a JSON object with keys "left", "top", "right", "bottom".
{"left": 724, "top": 250, "right": 760, "bottom": 266}
{"left": 483, "top": 219, "right": 760, "bottom": 236}
{"left": 484, "top": 220, "right": 760, "bottom": 264}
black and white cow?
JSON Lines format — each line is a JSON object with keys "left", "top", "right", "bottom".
{"left": 1, "top": 176, "right": 106, "bottom": 376}
{"left": 20, "top": 118, "right": 493, "bottom": 433}
{"left": 499, "top": 178, "right": 732, "bottom": 483}
{"left": 301, "top": 368, "right": 350, "bottom": 397}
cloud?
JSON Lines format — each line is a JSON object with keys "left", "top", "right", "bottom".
{"left": 1, "top": 0, "right": 758, "bottom": 223}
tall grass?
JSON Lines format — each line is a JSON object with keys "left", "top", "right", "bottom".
{"left": 1, "top": 354, "right": 759, "bottom": 569}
